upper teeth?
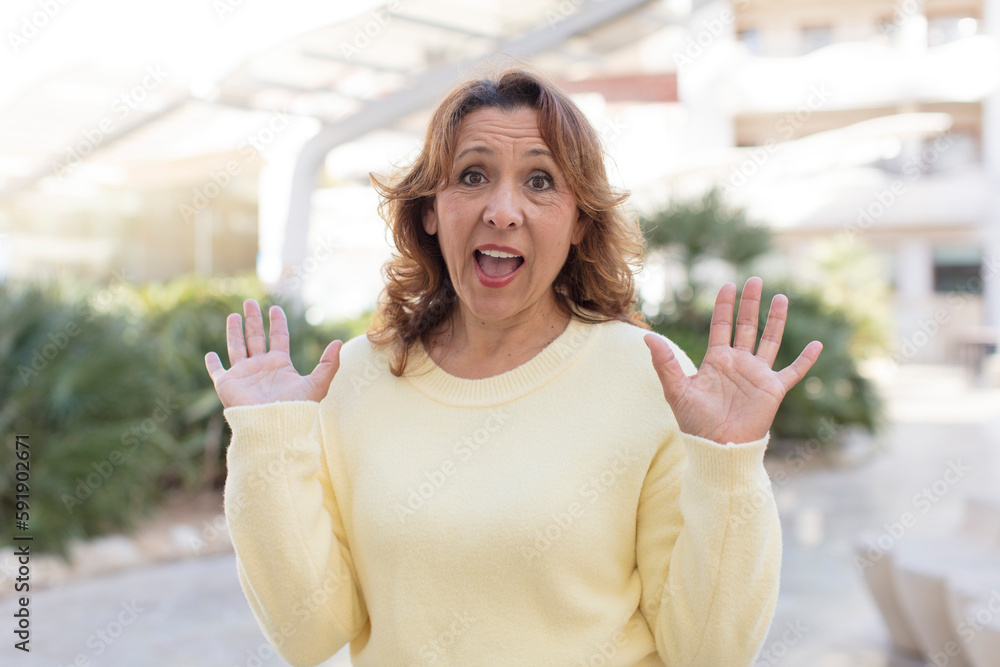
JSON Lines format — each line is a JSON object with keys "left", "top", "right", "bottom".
{"left": 479, "top": 249, "right": 521, "bottom": 259}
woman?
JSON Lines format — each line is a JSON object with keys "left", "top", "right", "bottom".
{"left": 206, "top": 68, "right": 822, "bottom": 667}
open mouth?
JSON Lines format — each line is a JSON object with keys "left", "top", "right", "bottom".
{"left": 474, "top": 249, "right": 524, "bottom": 278}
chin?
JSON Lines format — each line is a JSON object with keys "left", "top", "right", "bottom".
{"left": 465, "top": 300, "right": 522, "bottom": 323}
{"left": 458, "top": 288, "right": 527, "bottom": 321}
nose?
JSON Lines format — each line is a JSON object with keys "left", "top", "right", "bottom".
{"left": 482, "top": 179, "right": 523, "bottom": 230}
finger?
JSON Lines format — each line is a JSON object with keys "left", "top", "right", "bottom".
{"left": 205, "top": 351, "right": 225, "bottom": 383}
{"left": 755, "top": 294, "right": 788, "bottom": 367}
{"left": 644, "top": 334, "right": 690, "bottom": 405}
{"left": 226, "top": 312, "right": 247, "bottom": 366}
{"left": 776, "top": 340, "right": 824, "bottom": 391}
{"left": 244, "top": 299, "right": 266, "bottom": 356}
{"left": 733, "top": 276, "right": 763, "bottom": 353}
{"left": 706, "top": 283, "right": 737, "bottom": 349}
{"left": 268, "top": 305, "right": 290, "bottom": 355}
{"left": 307, "top": 340, "right": 343, "bottom": 395}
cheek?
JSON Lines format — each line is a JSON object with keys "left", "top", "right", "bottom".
{"left": 552, "top": 205, "right": 583, "bottom": 245}
{"left": 437, "top": 198, "right": 475, "bottom": 236}
{"left": 436, "top": 218, "right": 470, "bottom": 268}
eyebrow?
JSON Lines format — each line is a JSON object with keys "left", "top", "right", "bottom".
{"left": 454, "top": 145, "right": 555, "bottom": 161}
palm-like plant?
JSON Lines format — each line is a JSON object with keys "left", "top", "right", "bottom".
{"left": 1, "top": 274, "right": 361, "bottom": 555}
{"left": 0, "top": 284, "right": 177, "bottom": 555}
{"left": 642, "top": 187, "right": 772, "bottom": 324}
{"left": 640, "top": 188, "right": 884, "bottom": 446}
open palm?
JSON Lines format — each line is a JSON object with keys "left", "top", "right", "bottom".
{"left": 205, "top": 299, "right": 342, "bottom": 409}
{"left": 644, "top": 277, "right": 823, "bottom": 445}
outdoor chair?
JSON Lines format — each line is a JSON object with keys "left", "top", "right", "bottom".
{"left": 891, "top": 540, "right": 998, "bottom": 667}
{"left": 945, "top": 567, "right": 1000, "bottom": 667}
{"left": 857, "top": 494, "right": 1000, "bottom": 664}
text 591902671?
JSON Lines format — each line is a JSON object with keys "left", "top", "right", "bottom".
{"left": 12, "top": 434, "right": 31, "bottom": 653}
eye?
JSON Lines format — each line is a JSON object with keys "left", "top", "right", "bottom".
{"left": 459, "top": 169, "right": 485, "bottom": 186}
{"left": 527, "top": 173, "right": 553, "bottom": 191}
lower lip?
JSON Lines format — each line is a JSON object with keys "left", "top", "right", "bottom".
{"left": 473, "top": 254, "right": 524, "bottom": 288}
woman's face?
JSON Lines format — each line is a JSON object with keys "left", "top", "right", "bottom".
{"left": 422, "top": 106, "right": 585, "bottom": 328}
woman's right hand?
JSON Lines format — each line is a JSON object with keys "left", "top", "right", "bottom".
{"left": 205, "top": 299, "right": 343, "bottom": 409}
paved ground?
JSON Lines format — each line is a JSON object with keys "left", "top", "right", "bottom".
{"left": 2, "top": 364, "right": 997, "bottom": 666}
{"left": 0, "top": 553, "right": 346, "bottom": 667}
{"left": 759, "top": 364, "right": 1000, "bottom": 667}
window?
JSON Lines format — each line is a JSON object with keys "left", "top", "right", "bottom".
{"left": 738, "top": 28, "right": 762, "bottom": 56}
{"left": 933, "top": 245, "right": 982, "bottom": 293}
{"left": 801, "top": 26, "right": 833, "bottom": 53}
{"left": 875, "top": 14, "right": 900, "bottom": 41}
{"left": 877, "top": 131, "right": 980, "bottom": 177}
{"left": 928, "top": 16, "right": 979, "bottom": 46}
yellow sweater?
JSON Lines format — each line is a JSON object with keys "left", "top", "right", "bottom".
{"left": 223, "top": 314, "right": 782, "bottom": 667}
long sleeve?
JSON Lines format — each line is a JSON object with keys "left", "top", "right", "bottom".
{"left": 223, "top": 400, "right": 367, "bottom": 667}
{"left": 636, "top": 428, "right": 782, "bottom": 667}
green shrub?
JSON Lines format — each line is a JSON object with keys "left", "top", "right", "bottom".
{"left": 124, "top": 275, "right": 358, "bottom": 491}
{"left": 642, "top": 188, "right": 885, "bottom": 449}
{"left": 648, "top": 281, "right": 884, "bottom": 445}
{"left": 760, "top": 283, "right": 883, "bottom": 443}
{"left": 0, "top": 284, "right": 177, "bottom": 555}
{"left": 1, "top": 275, "right": 360, "bottom": 555}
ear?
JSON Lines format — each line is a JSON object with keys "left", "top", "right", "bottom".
{"left": 570, "top": 211, "right": 587, "bottom": 245}
{"left": 422, "top": 197, "right": 438, "bottom": 236}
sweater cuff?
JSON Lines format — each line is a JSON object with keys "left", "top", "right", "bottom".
{"left": 223, "top": 401, "right": 320, "bottom": 458}
{"left": 681, "top": 431, "right": 771, "bottom": 492}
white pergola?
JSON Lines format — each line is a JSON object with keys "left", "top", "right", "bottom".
{"left": 0, "top": 0, "right": 696, "bottom": 290}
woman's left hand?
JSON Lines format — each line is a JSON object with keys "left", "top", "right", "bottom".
{"left": 644, "top": 277, "right": 823, "bottom": 445}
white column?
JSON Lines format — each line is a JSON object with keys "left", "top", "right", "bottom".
{"left": 981, "top": 0, "right": 1000, "bottom": 329}
{"left": 896, "top": 238, "right": 935, "bottom": 361}
{"left": 897, "top": 239, "right": 934, "bottom": 300}
{"left": 0, "top": 233, "right": 9, "bottom": 283}
{"left": 762, "top": 18, "right": 801, "bottom": 57}
{"left": 255, "top": 117, "right": 323, "bottom": 294}
{"left": 676, "top": 0, "right": 737, "bottom": 154}
{"left": 894, "top": 0, "right": 928, "bottom": 54}
{"left": 194, "top": 209, "right": 213, "bottom": 275}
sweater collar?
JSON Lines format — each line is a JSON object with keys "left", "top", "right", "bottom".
{"left": 404, "top": 313, "right": 599, "bottom": 407}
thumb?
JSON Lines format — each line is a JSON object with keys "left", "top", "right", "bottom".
{"left": 307, "top": 339, "right": 343, "bottom": 391}
{"left": 643, "top": 334, "right": 689, "bottom": 404}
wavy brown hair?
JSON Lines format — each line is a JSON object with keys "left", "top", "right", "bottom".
{"left": 368, "top": 67, "right": 649, "bottom": 376}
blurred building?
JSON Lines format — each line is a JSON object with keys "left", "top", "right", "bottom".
{"left": 715, "top": 0, "right": 1000, "bottom": 365}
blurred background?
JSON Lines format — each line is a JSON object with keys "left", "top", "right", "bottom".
{"left": 1, "top": 0, "right": 999, "bottom": 665}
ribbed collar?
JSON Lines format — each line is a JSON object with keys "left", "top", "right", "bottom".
{"left": 403, "top": 314, "right": 601, "bottom": 407}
